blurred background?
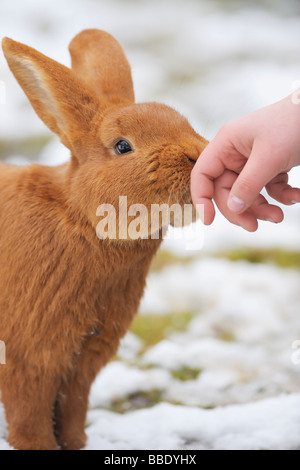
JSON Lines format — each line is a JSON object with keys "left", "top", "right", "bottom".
{"left": 1, "top": 0, "right": 300, "bottom": 450}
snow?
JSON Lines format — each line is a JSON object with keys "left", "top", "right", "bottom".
{"left": 1, "top": 0, "right": 300, "bottom": 451}
{"left": 140, "top": 258, "right": 300, "bottom": 321}
{"left": 86, "top": 395, "right": 300, "bottom": 450}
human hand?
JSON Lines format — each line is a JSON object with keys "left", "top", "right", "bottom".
{"left": 191, "top": 93, "right": 300, "bottom": 231}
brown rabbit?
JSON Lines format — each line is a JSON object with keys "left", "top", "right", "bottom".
{"left": 0, "top": 29, "right": 208, "bottom": 450}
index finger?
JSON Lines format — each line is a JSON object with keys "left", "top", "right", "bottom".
{"left": 191, "top": 138, "right": 226, "bottom": 225}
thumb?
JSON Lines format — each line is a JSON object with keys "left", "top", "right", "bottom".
{"left": 227, "top": 143, "right": 279, "bottom": 213}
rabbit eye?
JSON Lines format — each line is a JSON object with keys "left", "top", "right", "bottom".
{"left": 114, "top": 140, "right": 133, "bottom": 155}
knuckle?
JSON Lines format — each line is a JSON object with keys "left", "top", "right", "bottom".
{"left": 235, "top": 176, "right": 254, "bottom": 195}
{"left": 217, "top": 122, "right": 234, "bottom": 137}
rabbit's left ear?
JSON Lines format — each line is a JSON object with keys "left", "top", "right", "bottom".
{"left": 69, "top": 29, "right": 135, "bottom": 103}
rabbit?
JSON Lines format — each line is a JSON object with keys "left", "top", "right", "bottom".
{"left": 0, "top": 29, "right": 208, "bottom": 450}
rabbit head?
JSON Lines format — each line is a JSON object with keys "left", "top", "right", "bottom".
{"left": 2, "top": 30, "right": 208, "bottom": 240}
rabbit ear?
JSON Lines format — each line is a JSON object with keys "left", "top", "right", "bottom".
{"left": 2, "top": 37, "right": 99, "bottom": 152}
{"left": 69, "top": 29, "right": 135, "bottom": 103}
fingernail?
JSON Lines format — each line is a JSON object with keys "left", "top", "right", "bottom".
{"left": 265, "top": 218, "right": 275, "bottom": 223}
{"left": 291, "top": 200, "right": 299, "bottom": 204}
{"left": 228, "top": 196, "right": 245, "bottom": 212}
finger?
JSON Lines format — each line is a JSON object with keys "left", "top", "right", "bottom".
{"left": 266, "top": 173, "right": 300, "bottom": 205}
{"left": 227, "top": 141, "right": 280, "bottom": 213}
{"left": 289, "top": 188, "right": 300, "bottom": 204}
{"left": 191, "top": 137, "right": 227, "bottom": 225}
{"left": 214, "top": 171, "right": 259, "bottom": 231}
{"left": 193, "top": 196, "right": 216, "bottom": 226}
{"left": 250, "top": 194, "right": 284, "bottom": 223}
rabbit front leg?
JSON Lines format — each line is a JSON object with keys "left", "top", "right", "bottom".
{"left": 1, "top": 367, "right": 60, "bottom": 450}
{"left": 54, "top": 332, "right": 120, "bottom": 450}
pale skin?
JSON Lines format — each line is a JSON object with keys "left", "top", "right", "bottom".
{"left": 191, "top": 92, "right": 300, "bottom": 232}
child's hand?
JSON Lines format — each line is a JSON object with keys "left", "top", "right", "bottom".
{"left": 191, "top": 93, "right": 300, "bottom": 231}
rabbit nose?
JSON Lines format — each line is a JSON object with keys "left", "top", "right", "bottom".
{"left": 185, "top": 148, "right": 200, "bottom": 165}
{"left": 186, "top": 156, "right": 196, "bottom": 165}
{"left": 184, "top": 138, "right": 207, "bottom": 166}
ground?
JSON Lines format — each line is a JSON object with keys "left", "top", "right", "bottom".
{"left": 0, "top": 0, "right": 300, "bottom": 451}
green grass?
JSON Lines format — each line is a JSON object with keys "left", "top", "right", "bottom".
{"left": 215, "top": 247, "right": 300, "bottom": 270}
{"left": 171, "top": 367, "right": 202, "bottom": 381}
{"left": 149, "top": 249, "right": 195, "bottom": 272}
{"left": 130, "top": 311, "right": 194, "bottom": 351}
{"left": 151, "top": 247, "right": 300, "bottom": 275}
{"left": 108, "top": 389, "right": 164, "bottom": 414}
{"left": 0, "top": 135, "right": 52, "bottom": 160}
{"left": 218, "top": 330, "right": 236, "bottom": 342}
